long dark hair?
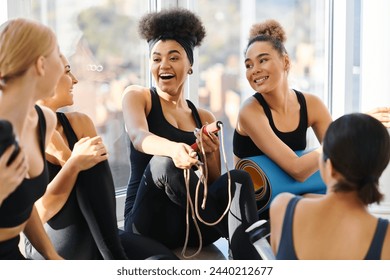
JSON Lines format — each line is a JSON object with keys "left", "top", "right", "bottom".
{"left": 322, "top": 113, "right": 390, "bottom": 205}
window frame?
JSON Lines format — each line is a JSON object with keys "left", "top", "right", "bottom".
{"left": 3, "top": 0, "right": 390, "bottom": 222}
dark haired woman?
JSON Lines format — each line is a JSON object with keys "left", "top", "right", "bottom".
{"left": 271, "top": 113, "right": 390, "bottom": 259}
{"left": 233, "top": 19, "right": 332, "bottom": 220}
{"left": 122, "top": 8, "right": 260, "bottom": 259}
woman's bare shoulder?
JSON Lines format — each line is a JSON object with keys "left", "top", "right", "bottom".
{"left": 197, "top": 107, "right": 217, "bottom": 124}
{"left": 123, "top": 85, "right": 149, "bottom": 97}
{"left": 271, "top": 193, "right": 296, "bottom": 213}
{"left": 64, "top": 111, "right": 97, "bottom": 138}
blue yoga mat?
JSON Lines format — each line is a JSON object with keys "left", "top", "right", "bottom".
{"left": 235, "top": 150, "right": 326, "bottom": 215}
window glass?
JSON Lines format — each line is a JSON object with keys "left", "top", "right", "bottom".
{"left": 29, "top": 0, "right": 149, "bottom": 190}
{"left": 197, "top": 0, "right": 328, "bottom": 168}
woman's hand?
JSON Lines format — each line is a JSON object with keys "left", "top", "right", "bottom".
{"left": 194, "top": 130, "right": 220, "bottom": 155}
{"left": 366, "top": 107, "right": 390, "bottom": 128}
{"left": 171, "top": 143, "right": 199, "bottom": 169}
{"left": 68, "top": 135, "right": 108, "bottom": 171}
{"left": 194, "top": 129, "right": 222, "bottom": 181}
{"left": 0, "top": 146, "right": 27, "bottom": 205}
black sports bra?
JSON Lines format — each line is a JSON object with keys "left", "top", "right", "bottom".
{"left": 233, "top": 90, "right": 308, "bottom": 158}
{"left": 125, "top": 87, "right": 202, "bottom": 216}
{"left": 0, "top": 105, "right": 49, "bottom": 227}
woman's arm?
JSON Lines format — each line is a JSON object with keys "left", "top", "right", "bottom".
{"left": 35, "top": 112, "right": 108, "bottom": 223}
{"left": 305, "top": 94, "right": 332, "bottom": 145}
{"left": 23, "top": 206, "right": 63, "bottom": 259}
{"left": 269, "top": 193, "right": 294, "bottom": 255}
{"left": 196, "top": 108, "right": 221, "bottom": 183}
{"left": 237, "top": 98, "right": 319, "bottom": 182}
{"left": 365, "top": 107, "right": 390, "bottom": 128}
{"left": 122, "top": 85, "right": 198, "bottom": 169}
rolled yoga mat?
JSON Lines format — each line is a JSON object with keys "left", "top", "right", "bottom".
{"left": 235, "top": 150, "right": 326, "bottom": 215}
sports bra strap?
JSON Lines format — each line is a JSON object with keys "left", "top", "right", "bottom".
{"left": 56, "top": 112, "right": 78, "bottom": 149}
{"left": 34, "top": 105, "right": 46, "bottom": 156}
{"left": 186, "top": 100, "right": 202, "bottom": 129}
{"left": 365, "top": 218, "right": 389, "bottom": 260}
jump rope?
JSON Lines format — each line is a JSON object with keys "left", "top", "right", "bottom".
{"left": 182, "top": 121, "right": 232, "bottom": 258}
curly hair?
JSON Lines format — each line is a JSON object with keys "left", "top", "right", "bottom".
{"left": 245, "top": 19, "right": 287, "bottom": 56}
{"left": 138, "top": 8, "right": 206, "bottom": 47}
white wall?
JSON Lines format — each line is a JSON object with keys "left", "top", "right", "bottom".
{"left": 0, "top": 1, "right": 7, "bottom": 24}
{"left": 361, "top": 0, "right": 390, "bottom": 219}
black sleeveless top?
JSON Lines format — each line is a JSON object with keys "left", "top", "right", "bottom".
{"left": 125, "top": 87, "right": 202, "bottom": 214}
{"left": 25, "top": 112, "right": 99, "bottom": 259}
{"left": 233, "top": 90, "right": 308, "bottom": 158}
{"left": 0, "top": 105, "right": 48, "bottom": 227}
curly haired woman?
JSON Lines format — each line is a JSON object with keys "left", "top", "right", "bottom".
{"left": 122, "top": 8, "right": 260, "bottom": 259}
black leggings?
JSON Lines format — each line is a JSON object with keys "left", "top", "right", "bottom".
{"left": 76, "top": 161, "right": 127, "bottom": 259}
{"left": 25, "top": 160, "right": 177, "bottom": 260}
{"left": 0, "top": 235, "right": 25, "bottom": 260}
{"left": 124, "top": 156, "right": 260, "bottom": 260}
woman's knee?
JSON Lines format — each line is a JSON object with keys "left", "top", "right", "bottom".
{"left": 230, "top": 169, "right": 253, "bottom": 186}
{"left": 149, "top": 156, "right": 174, "bottom": 169}
{"left": 147, "top": 156, "right": 181, "bottom": 184}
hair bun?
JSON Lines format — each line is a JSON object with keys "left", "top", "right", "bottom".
{"left": 249, "top": 19, "right": 286, "bottom": 43}
{"left": 138, "top": 8, "right": 206, "bottom": 47}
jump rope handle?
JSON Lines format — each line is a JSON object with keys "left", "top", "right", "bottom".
{"left": 191, "top": 121, "right": 223, "bottom": 151}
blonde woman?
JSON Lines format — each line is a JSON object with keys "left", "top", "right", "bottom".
{"left": 0, "top": 18, "right": 63, "bottom": 259}
{"left": 26, "top": 55, "right": 176, "bottom": 259}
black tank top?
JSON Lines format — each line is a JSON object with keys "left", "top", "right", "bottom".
{"left": 126, "top": 87, "right": 202, "bottom": 214}
{"left": 25, "top": 112, "right": 99, "bottom": 259}
{"left": 233, "top": 90, "right": 308, "bottom": 158}
{"left": 47, "top": 113, "right": 97, "bottom": 257}
{"left": 0, "top": 105, "right": 48, "bottom": 227}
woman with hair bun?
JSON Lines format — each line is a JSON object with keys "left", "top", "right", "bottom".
{"left": 122, "top": 8, "right": 260, "bottom": 259}
{"left": 233, "top": 19, "right": 332, "bottom": 220}
{"left": 271, "top": 113, "right": 390, "bottom": 259}
{"left": 233, "top": 19, "right": 389, "bottom": 221}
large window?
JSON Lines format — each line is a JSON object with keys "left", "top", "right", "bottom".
{"left": 27, "top": 0, "right": 149, "bottom": 193}
{"left": 2, "top": 0, "right": 389, "bottom": 219}
{"left": 0, "top": 0, "right": 333, "bottom": 185}
{"left": 196, "top": 0, "right": 330, "bottom": 167}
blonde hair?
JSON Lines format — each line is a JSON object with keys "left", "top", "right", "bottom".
{"left": 0, "top": 18, "right": 57, "bottom": 90}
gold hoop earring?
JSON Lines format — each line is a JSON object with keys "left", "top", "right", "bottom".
{"left": 188, "top": 68, "right": 193, "bottom": 75}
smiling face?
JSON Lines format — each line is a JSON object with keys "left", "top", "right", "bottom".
{"left": 150, "top": 39, "right": 192, "bottom": 97}
{"left": 52, "top": 55, "right": 78, "bottom": 107}
{"left": 244, "top": 41, "right": 289, "bottom": 94}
